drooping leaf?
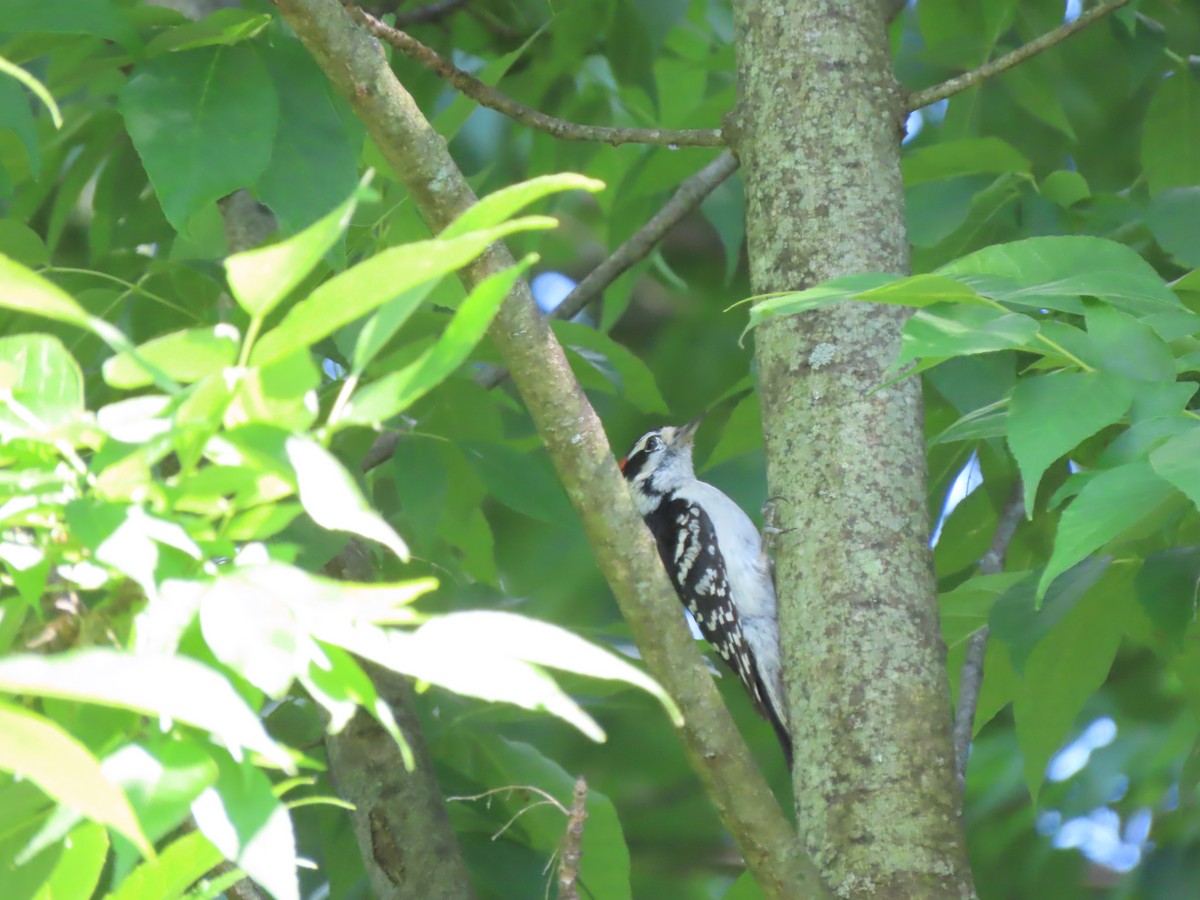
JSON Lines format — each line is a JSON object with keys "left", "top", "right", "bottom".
{"left": 285, "top": 436, "right": 409, "bottom": 561}
{"left": 1006, "top": 373, "right": 1134, "bottom": 513}
{"left": 898, "top": 304, "right": 1039, "bottom": 366}
{"left": 0, "top": 651, "right": 293, "bottom": 771}
{"left": 552, "top": 319, "right": 670, "bottom": 415}
{"left": 1038, "top": 462, "right": 1179, "bottom": 599}
{"left": 0, "top": 703, "right": 151, "bottom": 857}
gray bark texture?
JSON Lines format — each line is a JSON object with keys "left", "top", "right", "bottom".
{"left": 729, "top": 1, "right": 976, "bottom": 896}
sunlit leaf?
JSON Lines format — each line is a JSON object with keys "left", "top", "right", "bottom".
{"left": 0, "top": 703, "right": 151, "bottom": 857}
{"left": 102, "top": 325, "right": 240, "bottom": 389}
{"left": 0, "top": 651, "right": 293, "bottom": 771}
{"left": 285, "top": 436, "right": 408, "bottom": 560}
{"left": 440, "top": 173, "right": 604, "bottom": 239}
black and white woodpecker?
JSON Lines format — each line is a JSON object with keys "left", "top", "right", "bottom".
{"left": 620, "top": 418, "right": 790, "bottom": 763}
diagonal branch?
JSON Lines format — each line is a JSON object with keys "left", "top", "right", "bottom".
{"left": 952, "top": 482, "right": 1025, "bottom": 787}
{"left": 344, "top": 3, "right": 725, "bottom": 147}
{"left": 907, "top": 0, "right": 1133, "bottom": 111}
{"left": 269, "top": 1, "right": 826, "bottom": 896}
{"left": 475, "top": 150, "right": 740, "bottom": 390}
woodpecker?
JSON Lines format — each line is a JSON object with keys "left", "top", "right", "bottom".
{"left": 620, "top": 419, "right": 790, "bottom": 763}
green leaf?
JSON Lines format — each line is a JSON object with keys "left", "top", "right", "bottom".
{"left": 339, "top": 256, "right": 534, "bottom": 426}
{"left": 102, "top": 325, "right": 239, "bottom": 389}
{"left": 459, "top": 441, "right": 575, "bottom": 526}
{"left": 1007, "top": 373, "right": 1134, "bottom": 513}
{"left": 1014, "top": 571, "right": 1131, "bottom": 800}
{"left": 1135, "top": 549, "right": 1200, "bottom": 649}
{"left": 938, "top": 236, "right": 1182, "bottom": 316}
{"left": 118, "top": 46, "right": 278, "bottom": 233}
{"left": 1149, "top": 425, "right": 1200, "bottom": 510}
{"left": 108, "top": 830, "right": 223, "bottom": 900}
{"left": 144, "top": 9, "right": 272, "bottom": 56}
{"left": 989, "top": 558, "right": 1109, "bottom": 673}
{"left": 897, "top": 304, "right": 1039, "bottom": 366}
{"left": 191, "top": 756, "right": 298, "bottom": 900}
{"left": 1148, "top": 187, "right": 1200, "bottom": 267}
{"left": 0, "top": 650, "right": 293, "bottom": 771}
{"left": 745, "top": 272, "right": 896, "bottom": 319}
{"left": 1039, "top": 462, "right": 1179, "bottom": 599}
{"left": 1141, "top": 68, "right": 1200, "bottom": 194}
{"left": 250, "top": 220, "right": 551, "bottom": 367}
{"left": 1039, "top": 170, "right": 1090, "bottom": 208}
{"left": 902, "top": 137, "right": 1030, "bottom": 187}
{"left": 255, "top": 38, "right": 360, "bottom": 247}
{"left": 225, "top": 176, "right": 366, "bottom": 319}
{"left": 0, "top": 703, "right": 151, "bottom": 858}
{"left": 441, "top": 173, "right": 604, "bottom": 239}
{"left": 0, "top": 254, "right": 93, "bottom": 328}
{"left": 225, "top": 350, "right": 320, "bottom": 432}
{"left": 1084, "top": 304, "right": 1176, "bottom": 382}
{"left": 704, "top": 393, "right": 762, "bottom": 469}
{"left": 0, "top": 333, "right": 83, "bottom": 438}
{"left": 0, "top": 0, "right": 138, "bottom": 46}
{"left": 36, "top": 822, "right": 109, "bottom": 900}
{"left": 285, "top": 435, "right": 409, "bottom": 560}
{"left": 552, "top": 320, "right": 669, "bottom": 415}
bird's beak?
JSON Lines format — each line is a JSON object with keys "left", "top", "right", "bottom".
{"left": 675, "top": 414, "right": 705, "bottom": 446}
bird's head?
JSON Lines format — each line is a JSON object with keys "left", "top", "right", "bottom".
{"left": 619, "top": 417, "right": 702, "bottom": 503}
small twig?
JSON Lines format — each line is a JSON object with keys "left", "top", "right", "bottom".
{"left": 557, "top": 777, "right": 588, "bottom": 900}
{"left": 475, "top": 150, "right": 740, "bottom": 390}
{"left": 346, "top": 3, "right": 724, "bottom": 147}
{"left": 448, "top": 784, "right": 570, "bottom": 815}
{"left": 907, "top": 0, "right": 1133, "bottom": 111}
{"left": 952, "top": 482, "right": 1025, "bottom": 787}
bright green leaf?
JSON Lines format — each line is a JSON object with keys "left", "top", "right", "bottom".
{"left": 1084, "top": 304, "right": 1177, "bottom": 382}
{"left": 0, "top": 703, "right": 151, "bottom": 857}
{"left": 250, "top": 219, "right": 551, "bottom": 367}
{"left": 225, "top": 175, "right": 366, "bottom": 319}
{"left": 144, "top": 9, "right": 271, "bottom": 56}
{"left": 339, "top": 256, "right": 534, "bottom": 426}
{"left": 0, "top": 333, "right": 83, "bottom": 438}
{"left": 440, "top": 173, "right": 604, "bottom": 239}
{"left": 102, "top": 325, "right": 240, "bottom": 389}
{"left": 898, "top": 304, "right": 1039, "bottom": 366}
{"left": 108, "top": 827, "right": 223, "bottom": 900}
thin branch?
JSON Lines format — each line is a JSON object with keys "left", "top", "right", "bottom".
{"left": 345, "top": 3, "right": 724, "bottom": 147}
{"left": 952, "top": 482, "right": 1025, "bottom": 787}
{"left": 475, "top": 149, "right": 740, "bottom": 390}
{"left": 270, "top": 1, "right": 826, "bottom": 895}
{"left": 907, "top": 0, "right": 1133, "bottom": 111}
{"left": 556, "top": 777, "right": 588, "bottom": 900}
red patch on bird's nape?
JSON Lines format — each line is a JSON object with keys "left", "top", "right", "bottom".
{"left": 618, "top": 457, "right": 628, "bottom": 471}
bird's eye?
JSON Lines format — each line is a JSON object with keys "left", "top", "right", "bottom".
{"left": 645, "top": 435, "right": 663, "bottom": 452}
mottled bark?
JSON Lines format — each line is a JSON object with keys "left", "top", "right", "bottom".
{"left": 325, "top": 664, "right": 476, "bottom": 900}
{"left": 729, "top": 1, "right": 975, "bottom": 896}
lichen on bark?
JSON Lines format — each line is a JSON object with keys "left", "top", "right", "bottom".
{"left": 730, "top": 0, "right": 976, "bottom": 896}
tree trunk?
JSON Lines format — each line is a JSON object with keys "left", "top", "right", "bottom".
{"left": 729, "top": 1, "right": 976, "bottom": 896}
